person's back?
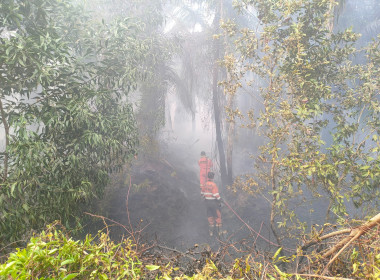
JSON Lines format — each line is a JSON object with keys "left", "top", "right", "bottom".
{"left": 200, "top": 172, "right": 222, "bottom": 236}
{"left": 202, "top": 180, "right": 220, "bottom": 201}
{"left": 198, "top": 151, "right": 213, "bottom": 187}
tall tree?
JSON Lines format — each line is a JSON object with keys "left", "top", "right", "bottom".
{"left": 223, "top": 0, "right": 379, "bottom": 245}
{"left": 0, "top": 0, "right": 164, "bottom": 242}
{"left": 168, "top": 0, "right": 243, "bottom": 187}
{"left": 211, "top": 0, "right": 229, "bottom": 187}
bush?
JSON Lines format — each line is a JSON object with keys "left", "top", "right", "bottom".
{"left": 0, "top": 224, "right": 143, "bottom": 279}
{"left": 1, "top": 220, "right": 379, "bottom": 279}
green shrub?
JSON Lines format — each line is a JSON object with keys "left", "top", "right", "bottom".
{"left": 1, "top": 223, "right": 378, "bottom": 279}
{"left": 0, "top": 225, "right": 143, "bottom": 279}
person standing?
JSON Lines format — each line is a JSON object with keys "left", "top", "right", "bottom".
{"left": 200, "top": 172, "right": 223, "bottom": 236}
{"left": 198, "top": 151, "right": 213, "bottom": 189}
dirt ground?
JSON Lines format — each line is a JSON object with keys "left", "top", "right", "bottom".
{"left": 94, "top": 149, "right": 274, "bottom": 253}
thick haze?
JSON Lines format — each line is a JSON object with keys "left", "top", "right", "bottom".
{"left": 1, "top": 0, "right": 378, "bottom": 251}
{"left": 85, "top": 0, "right": 379, "bottom": 247}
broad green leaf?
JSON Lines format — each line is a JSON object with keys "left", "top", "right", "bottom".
{"left": 145, "top": 265, "right": 160, "bottom": 271}
{"left": 62, "top": 273, "right": 79, "bottom": 280}
{"left": 61, "top": 259, "right": 75, "bottom": 266}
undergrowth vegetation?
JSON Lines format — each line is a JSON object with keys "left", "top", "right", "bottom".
{"left": 0, "top": 220, "right": 378, "bottom": 279}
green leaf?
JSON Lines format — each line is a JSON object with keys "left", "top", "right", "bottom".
{"left": 61, "top": 259, "right": 75, "bottom": 266}
{"left": 48, "top": 248, "right": 58, "bottom": 255}
{"left": 145, "top": 265, "right": 160, "bottom": 271}
{"left": 22, "top": 203, "right": 29, "bottom": 211}
{"left": 10, "top": 183, "right": 17, "bottom": 197}
{"left": 62, "top": 273, "right": 79, "bottom": 280}
{"left": 4, "top": 261, "right": 17, "bottom": 270}
{"left": 273, "top": 247, "right": 282, "bottom": 261}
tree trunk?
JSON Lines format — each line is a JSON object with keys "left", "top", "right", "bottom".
{"left": 192, "top": 111, "right": 196, "bottom": 133}
{"left": 226, "top": 91, "right": 234, "bottom": 186}
{"left": 221, "top": 0, "right": 234, "bottom": 186}
{"left": 270, "top": 160, "right": 282, "bottom": 247}
{"left": 0, "top": 98, "right": 9, "bottom": 181}
{"left": 212, "top": 0, "right": 227, "bottom": 188}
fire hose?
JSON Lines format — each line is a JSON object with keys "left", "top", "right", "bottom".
{"left": 222, "top": 199, "right": 295, "bottom": 252}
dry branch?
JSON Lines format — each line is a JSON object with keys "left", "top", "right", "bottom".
{"left": 155, "top": 244, "right": 197, "bottom": 261}
{"left": 323, "top": 212, "right": 380, "bottom": 259}
{"left": 294, "top": 273, "right": 353, "bottom": 280}
{"left": 321, "top": 212, "right": 380, "bottom": 274}
{"left": 293, "top": 274, "right": 353, "bottom": 280}
{"left": 302, "top": 228, "right": 351, "bottom": 251}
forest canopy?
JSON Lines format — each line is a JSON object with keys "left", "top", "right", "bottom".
{"left": 0, "top": 0, "right": 379, "bottom": 279}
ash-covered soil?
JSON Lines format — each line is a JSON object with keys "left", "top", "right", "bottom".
{"left": 93, "top": 149, "right": 273, "bottom": 252}
{"left": 99, "top": 157, "right": 213, "bottom": 249}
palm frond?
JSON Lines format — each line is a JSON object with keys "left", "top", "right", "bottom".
{"left": 164, "top": 64, "right": 195, "bottom": 115}
{"left": 364, "top": 17, "right": 380, "bottom": 37}
{"left": 334, "top": 0, "right": 347, "bottom": 23}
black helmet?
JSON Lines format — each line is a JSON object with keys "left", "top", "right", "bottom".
{"left": 208, "top": 172, "right": 214, "bottom": 179}
{"left": 201, "top": 151, "right": 206, "bottom": 156}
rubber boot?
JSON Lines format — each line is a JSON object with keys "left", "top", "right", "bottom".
{"left": 209, "top": 225, "right": 214, "bottom": 237}
{"left": 216, "top": 224, "right": 226, "bottom": 237}
{"left": 216, "top": 224, "right": 221, "bottom": 236}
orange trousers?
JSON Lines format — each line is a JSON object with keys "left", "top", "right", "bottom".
{"left": 200, "top": 171, "right": 208, "bottom": 186}
{"left": 205, "top": 200, "right": 221, "bottom": 226}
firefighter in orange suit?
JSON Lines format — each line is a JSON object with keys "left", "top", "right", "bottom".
{"left": 200, "top": 171, "right": 223, "bottom": 236}
{"left": 198, "top": 151, "right": 213, "bottom": 188}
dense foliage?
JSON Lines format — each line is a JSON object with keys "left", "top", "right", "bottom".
{"left": 0, "top": 0, "right": 161, "bottom": 243}
{"left": 0, "top": 0, "right": 378, "bottom": 279}
{"left": 223, "top": 0, "right": 379, "bottom": 244}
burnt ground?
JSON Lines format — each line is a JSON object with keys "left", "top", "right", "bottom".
{"left": 91, "top": 150, "right": 275, "bottom": 253}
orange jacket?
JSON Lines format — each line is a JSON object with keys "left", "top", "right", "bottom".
{"left": 201, "top": 179, "right": 221, "bottom": 200}
{"left": 198, "top": 156, "right": 213, "bottom": 172}
{"left": 198, "top": 156, "right": 213, "bottom": 185}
